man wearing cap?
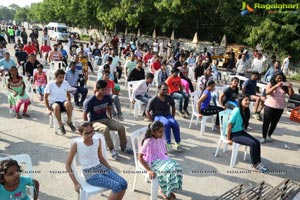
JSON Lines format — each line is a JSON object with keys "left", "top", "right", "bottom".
{"left": 15, "top": 45, "right": 28, "bottom": 75}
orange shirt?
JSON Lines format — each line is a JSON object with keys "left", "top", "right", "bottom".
{"left": 105, "top": 79, "right": 115, "bottom": 95}
{"left": 165, "top": 76, "right": 181, "bottom": 94}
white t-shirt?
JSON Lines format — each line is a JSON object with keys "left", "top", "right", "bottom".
{"left": 45, "top": 80, "right": 71, "bottom": 104}
{"left": 153, "top": 42, "right": 159, "bottom": 52}
{"left": 282, "top": 57, "right": 289, "bottom": 70}
{"left": 251, "top": 56, "right": 266, "bottom": 74}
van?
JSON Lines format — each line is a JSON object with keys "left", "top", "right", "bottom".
{"left": 47, "top": 22, "right": 69, "bottom": 42}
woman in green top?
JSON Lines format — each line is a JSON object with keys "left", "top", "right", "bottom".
{"left": 226, "top": 95, "right": 268, "bottom": 173}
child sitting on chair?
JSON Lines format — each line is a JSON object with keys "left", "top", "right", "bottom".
{"left": 138, "top": 121, "right": 183, "bottom": 200}
{"left": 0, "top": 159, "right": 39, "bottom": 200}
{"left": 33, "top": 64, "right": 47, "bottom": 101}
{"left": 7, "top": 66, "right": 31, "bottom": 119}
{"left": 66, "top": 121, "right": 127, "bottom": 200}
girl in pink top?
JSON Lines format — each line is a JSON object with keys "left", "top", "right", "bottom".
{"left": 261, "top": 71, "right": 294, "bottom": 143}
{"left": 138, "top": 121, "right": 182, "bottom": 200}
{"left": 33, "top": 64, "right": 47, "bottom": 101}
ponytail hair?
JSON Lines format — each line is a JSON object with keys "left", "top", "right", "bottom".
{"left": 141, "top": 121, "right": 164, "bottom": 145}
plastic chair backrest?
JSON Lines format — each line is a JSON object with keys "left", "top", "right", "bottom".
{"left": 128, "top": 80, "right": 143, "bottom": 101}
{"left": 219, "top": 110, "right": 232, "bottom": 138}
{"left": 130, "top": 127, "right": 148, "bottom": 169}
{"left": 190, "top": 91, "right": 201, "bottom": 114}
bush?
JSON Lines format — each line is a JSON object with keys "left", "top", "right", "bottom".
{"left": 290, "top": 74, "right": 300, "bottom": 81}
{"left": 80, "top": 34, "right": 90, "bottom": 41}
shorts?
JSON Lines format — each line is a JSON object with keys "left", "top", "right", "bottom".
{"left": 50, "top": 101, "right": 67, "bottom": 112}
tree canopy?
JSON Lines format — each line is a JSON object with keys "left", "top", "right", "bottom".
{"left": 1, "top": 0, "right": 299, "bottom": 61}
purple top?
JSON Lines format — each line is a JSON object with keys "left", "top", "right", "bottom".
{"left": 140, "top": 137, "right": 168, "bottom": 166}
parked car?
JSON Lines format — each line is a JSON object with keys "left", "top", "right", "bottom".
{"left": 30, "top": 25, "right": 43, "bottom": 31}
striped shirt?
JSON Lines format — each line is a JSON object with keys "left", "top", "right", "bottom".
{"left": 65, "top": 69, "right": 79, "bottom": 87}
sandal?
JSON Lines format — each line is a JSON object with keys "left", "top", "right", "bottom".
{"left": 160, "top": 190, "right": 171, "bottom": 200}
{"left": 170, "top": 192, "right": 176, "bottom": 199}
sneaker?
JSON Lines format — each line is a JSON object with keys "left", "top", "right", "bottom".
{"left": 110, "top": 149, "right": 119, "bottom": 160}
{"left": 16, "top": 113, "right": 21, "bottom": 119}
{"left": 118, "top": 115, "right": 124, "bottom": 121}
{"left": 260, "top": 138, "right": 266, "bottom": 144}
{"left": 174, "top": 143, "right": 182, "bottom": 152}
{"left": 178, "top": 111, "right": 185, "bottom": 117}
{"left": 266, "top": 137, "right": 273, "bottom": 142}
{"left": 121, "top": 146, "right": 133, "bottom": 155}
{"left": 67, "top": 122, "right": 76, "bottom": 132}
{"left": 166, "top": 144, "right": 174, "bottom": 152}
{"left": 22, "top": 113, "right": 30, "bottom": 118}
{"left": 255, "top": 163, "right": 268, "bottom": 173}
{"left": 60, "top": 125, "right": 66, "bottom": 135}
{"left": 75, "top": 103, "right": 82, "bottom": 109}
{"left": 184, "top": 110, "right": 191, "bottom": 116}
{"left": 252, "top": 113, "right": 262, "bottom": 120}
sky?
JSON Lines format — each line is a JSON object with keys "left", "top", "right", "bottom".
{"left": 0, "top": 0, "right": 43, "bottom": 8}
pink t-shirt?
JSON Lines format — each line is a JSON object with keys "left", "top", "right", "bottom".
{"left": 34, "top": 71, "right": 47, "bottom": 86}
{"left": 181, "top": 79, "right": 190, "bottom": 94}
{"left": 140, "top": 137, "right": 168, "bottom": 166}
{"left": 264, "top": 83, "right": 286, "bottom": 109}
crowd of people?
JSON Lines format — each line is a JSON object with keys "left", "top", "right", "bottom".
{"left": 0, "top": 25, "right": 297, "bottom": 199}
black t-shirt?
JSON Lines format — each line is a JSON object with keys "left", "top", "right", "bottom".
{"left": 92, "top": 48, "right": 101, "bottom": 57}
{"left": 15, "top": 51, "right": 28, "bottom": 63}
{"left": 173, "top": 61, "right": 182, "bottom": 70}
{"left": 0, "top": 35, "right": 6, "bottom": 44}
{"left": 83, "top": 95, "right": 112, "bottom": 122}
{"left": 127, "top": 68, "right": 145, "bottom": 81}
{"left": 223, "top": 86, "right": 239, "bottom": 104}
{"left": 194, "top": 64, "right": 204, "bottom": 80}
{"left": 25, "top": 60, "right": 40, "bottom": 76}
{"left": 147, "top": 95, "right": 175, "bottom": 117}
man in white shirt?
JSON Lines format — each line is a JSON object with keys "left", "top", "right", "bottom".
{"left": 132, "top": 73, "right": 154, "bottom": 120}
{"left": 152, "top": 39, "right": 159, "bottom": 53}
{"left": 251, "top": 51, "right": 266, "bottom": 80}
{"left": 45, "top": 69, "right": 76, "bottom": 135}
{"left": 282, "top": 54, "right": 291, "bottom": 76}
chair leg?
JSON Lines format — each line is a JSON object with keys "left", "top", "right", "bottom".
{"left": 223, "top": 143, "right": 228, "bottom": 153}
{"left": 200, "top": 117, "right": 207, "bottom": 136}
{"left": 195, "top": 116, "right": 199, "bottom": 126}
{"left": 188, "top": 115, "right": 194, "bottom": 128}
{"left": 49, "top": 115, "right": 53, "bottom": 128}
{"left": 151, "top": 178, "right": 158, "bottom": 200}
{"left": 230, "top": 143, "right": 239, "bottom": 168}
{"left": 243, "top": 146, "right": 247, "bottom": 160}
{"left": 132, "top": 173, "right": 138, "bottom": 191}
{"left": 215, "top": 139, "right": 222, "bottom": 157}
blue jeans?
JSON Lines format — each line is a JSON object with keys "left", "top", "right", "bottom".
{"left": 135, "top": 94, "right": 150, "bottom": 115}
{"left": 73, "top": 86, "right": 88, "bottom": 104}
{"left": 84, "top": 164, "right": 127, "bottom": 193}
{"left": 154, "top": 114, "right": 180, "bottom": 144}
{"left": 171, "top": 91, "right": 189, "bottom": 111}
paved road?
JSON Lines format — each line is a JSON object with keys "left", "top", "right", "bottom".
{"left": 0, "top": 42, "right": 300, "bottom": 200}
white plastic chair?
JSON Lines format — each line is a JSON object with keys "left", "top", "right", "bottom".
{"left": 71, "top": 134, "right": 110, "bottom": 200}
{"left": 48, "top": 61, "right": 63, "bottom": 81}
{"left": 0, "top": 154, "right": 35, "bottom": 199}
{"left": 130, "top": 127, "right": 159, "bottom": 200}
{"left": 214, "top": 110, "right": 248, "bottom": 168}
{"left": 128, "top": 80, "right": 145, "bottom": 119}
{"left": 49, "top": 111, "right": 75, "bottom": 134}
{"left": 188, "top": 91, "right": 214, "bottom": 136}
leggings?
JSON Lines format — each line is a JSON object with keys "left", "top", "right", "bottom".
{"left": 85, "top": 165, "right": 127, "bottom": 193}
{"left": 16, "top": 101, "right": 30, "bottom": 114}
{"left": 262, "top": 105, "right": 283, "bottom": 138}
{"left": 200, "top": 105, "right": 223, "bottom": 125}
{"left": 231, "top": 130, "right": 261, "bottom": 165}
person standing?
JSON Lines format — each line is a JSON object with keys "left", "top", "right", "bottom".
{"left": 281, "top": 54, "right": 291, "bottom": 77}
{"left": 20, "top": 27, "right": 28, "bottom": 44}
{"left": 260, "top": 72, "right": 294, "bottom": 143}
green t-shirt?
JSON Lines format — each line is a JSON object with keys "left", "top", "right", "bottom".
{"left": 228, "top": 107, "right": 244, "bottom": 133}
{"left": 0, "top": 176, "right": 34, "bottom": 200}
{"left": 7, "top": 29, "right": 15, "bottom": 36}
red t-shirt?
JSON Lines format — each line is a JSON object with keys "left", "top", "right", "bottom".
{"left": 143, "top": 53, "right": 153, "bottom": 63}
{"left": 105, "top": 80, "right": 115, "bottom": 95}
{"left": 165, "top": 76, "right": 181, "bottom": 94}
{"left": 151, "top": 61, "right": 161, "bottom": 72}
{"left": 41, "top": 45, "right": 51, "bottom": 53}
{"left": 23, "top": 45, "right": 37, "bottom": 55}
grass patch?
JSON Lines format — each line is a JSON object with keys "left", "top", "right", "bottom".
{"left": 290, "top": 74, "right": 300, "bottom": 81}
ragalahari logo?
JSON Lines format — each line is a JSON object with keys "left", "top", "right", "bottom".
{"left": 240, "top": 2, "right": 255, "bottom": 16}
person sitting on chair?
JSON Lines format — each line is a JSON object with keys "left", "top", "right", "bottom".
{"left": 226, "top": 95, "right": 268, "bottom": 173}
{"left": 44, "top": 69, "right": 76, "bottom": 135}
{"left": 219, "top": 77, "right": 240, "bottom": 110}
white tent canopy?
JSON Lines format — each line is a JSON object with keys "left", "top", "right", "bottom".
{"left": 192, "top": 32, "right": 198, "bottom": 44}
{"left": 220, "top": 34, "right": 226, "bottom": 47}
